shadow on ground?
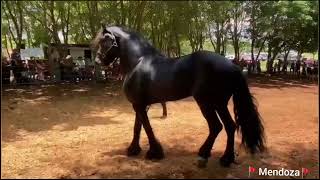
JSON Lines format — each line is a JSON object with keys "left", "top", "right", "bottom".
{"left": 248, "top": 73, "right": 318, "bottom": 89}
{"left": 57, "top": 140, "right": 319, "bottom": 179}
{"left": 1, "top": 81, "right": 131, "bottom": 142}
{"left": 1, "top": 75, "right": 318, "bottom": 179}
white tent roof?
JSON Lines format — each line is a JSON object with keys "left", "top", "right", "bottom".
{"left": 20, "top": 48, "right": 44, "bottom": 60}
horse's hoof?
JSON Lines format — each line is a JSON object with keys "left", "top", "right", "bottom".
{"left": 145, "top": 146, "right": 164, "bottom": 160}
{"left": 219, "top": 155, "right": 235, "bottom": 167}
{"left": 197, "top": 156, "right": 208, "bottom": 168}
{"left": 160, "top": 115, "right": 167, "bottom": 119}
{"left": 127, "top": 145, "right": 141, "bottom": 156}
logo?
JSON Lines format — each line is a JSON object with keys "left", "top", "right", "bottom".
{"left": 302, "top": 168, "right": 310, "bottom": 178}
{"left": 248, "top": 166, "right": 310, "bottom": 178}
{"left": 248, "top": 166, "right": 256, "bottom": 177}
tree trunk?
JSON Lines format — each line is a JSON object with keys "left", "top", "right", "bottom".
{"left": 215, "top": 22, "right": 221, "bottom": 54}
{"left": 208, "top": 26, "right": 216, "bottom": 51}
{"left": 8, "top": 33, "right": 13, "bottom": 51}
{"left": 232, "top": 12, "right": 240, "bottom": 61}
{"left": 64, "top": 2, "right": 71, "bottom": 44}
{"left": 87, "top": 2, "right": 95, "bottom": 39}
{"left": 174, "top": 29, "right": 181, "bottom": 57}
{"left": 250, "top": 2, "right": 256, "bottom": 62}
{"left": 297, "top": 51, "right": 302, "bottom": 61}
{"left": 120, "top": 0, "right": 126, "bottom": 26}
{"left": 251, "top": 38, "right": 255, "bottom": 61}
{"left": 267, "top": 43, "right": 272, "bottom": 73}
{"left": 127, "top": 2, "right": 134, "bottom": 28}
{"left": 188, "top": 32, "right": 195, "bottom": 52}
{"left": 250, "top": 37, "right": 255, "bottom": 73}
{"left": 267, "top": 46, "right": 281, "bottom": 74}
{"left": 26, "top": 28, "right": 31, "bottom": 48}
{"left": 135, "top": 1, "right": 147, "bottom": 32}
{"left": 4, "top": 34, "right": 11, "bottom": 58}
{"left": 284, "top": 49, "right": 290, "bottom": 63}
{"left": 3, "top": 1, "right": 24, "bottom": 51}
{"left": 235, "top": 40, "right": 240, "bottom": 61}
{"left": 199, "top": 33, "right": 203, "bottom": 51}
{"left": 17, "top": 1, "right": 23, "bottom": 49}
{"left": 151, "top": 20, "right": 156, "bottom": 45}
{"left": 7, "top": 18, "right": 18, "bottom": 48}
{"left": 255, "top": 38, "right": 266, "bottom": 61}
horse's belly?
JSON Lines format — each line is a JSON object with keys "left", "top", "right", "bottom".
{"left": 148, "top": 81, "right": 192, "bottom": 103}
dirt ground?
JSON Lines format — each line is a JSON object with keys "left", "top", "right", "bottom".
{"left": 1, "top": 75, "right": 319, "bottom": 179}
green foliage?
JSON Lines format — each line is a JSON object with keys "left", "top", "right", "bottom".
{"left": 1, "top": 1, "right": 318, "bottom": 58}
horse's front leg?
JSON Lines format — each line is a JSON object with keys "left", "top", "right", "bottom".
{"left": 127, "top": 114, "right": 142, "bottom": 156}
{"left": 133, "top": 104, "right": 164, "bottom": 160}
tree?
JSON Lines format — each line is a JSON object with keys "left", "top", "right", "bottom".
{"left": 1, "top": 20, "right": 12, "bottom": 58}
{"left": 2, "top": 1, "right": 25, "bottom": 51}
{"left": 245, "top": 1, "right": 269, "bottom": 73}
{"left": 228, "top": 1, "right": 247, "bottom": 61}
{"left": 2, "top": 0, "right": 317, "bottom": 69}
{"left": 289, "top": 1, "right": 318, "bottom": 58}
{"left": 206, "top": 1, "right": 233, "bottom": 56}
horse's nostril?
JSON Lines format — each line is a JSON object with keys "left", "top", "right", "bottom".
{"left": 95, "top": 57, "right": 102, "bottom": 64}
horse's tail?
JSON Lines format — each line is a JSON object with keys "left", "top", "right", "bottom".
{"left": 232, "top": 72, "right": 266, "bottom": 154}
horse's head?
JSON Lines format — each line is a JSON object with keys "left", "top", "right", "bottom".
{"left": 92, "top": 25, "right": 120, "bottom": 66}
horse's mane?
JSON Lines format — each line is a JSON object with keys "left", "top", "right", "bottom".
{"left": 91, "top": 29, "right": 104, "bottom": 51}
{"left": 91, "top": 26, "right": 165, "bottom": 58}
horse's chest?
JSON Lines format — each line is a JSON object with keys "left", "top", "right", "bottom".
{"left": 122, "top": 72, "right": 150, "bottom": 104}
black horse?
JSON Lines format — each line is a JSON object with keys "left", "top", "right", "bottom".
{"left": 92, "top": 25, "right": 265, "bottom": 167}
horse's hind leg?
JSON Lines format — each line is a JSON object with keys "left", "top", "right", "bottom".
{"left": 194, "top": 97, "right": 223, "bottom": 168}
{"left": 161, "top": 102, "right": 167, "bottom": 119}
{"left": 217, "top": 106, "right": 236, "bottom": 167}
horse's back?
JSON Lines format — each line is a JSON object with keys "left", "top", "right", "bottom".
{"left": 189, "top": 51, "right": 241, "bottom": 101}
{"left": 191, "top": 51, "right": 238, "bottom": 71}
{"left": 157, "top": 50, "right": 241, "bottom": 101}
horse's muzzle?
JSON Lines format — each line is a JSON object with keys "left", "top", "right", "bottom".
{"left": 95, "top": 56, "right": 102, "bottom": 65}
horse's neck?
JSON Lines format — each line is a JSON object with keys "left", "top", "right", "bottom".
{"left": 118, "top": 32, "right": 166, "bottom": 75}
{"left": 119, "top": 55, "right": 141, "bottom": 75}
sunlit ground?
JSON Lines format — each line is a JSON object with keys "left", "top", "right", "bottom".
{"left": 1, "top": 76, "right": 319, "bottom": 179}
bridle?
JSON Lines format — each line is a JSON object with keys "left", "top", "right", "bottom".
{"left": 99, "top": 32, "right": 119, "bottom": 59}
{"left": 105, "top": 39, "right": 118, "bottom": 54}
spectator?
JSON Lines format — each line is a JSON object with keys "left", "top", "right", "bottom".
{"left": 296, "top": 60, "right": 301, "bottom": 76}
{"left": 257, "top": 60, "right": 261, "bottom": 73}
{"left": 273, "top": 62, "right": 278, "bottom": 73}
{"left": 302, "top": 61, "right": 307, "bottom": 77}
{"left": 35, "top": 60, "right": 45, "bottom": 81}
{"left": 282, "top": 61, "right": 288, "bottom": 74}
{"left": 290, "top": 61, "right": 295, "bottom": 74}
{"left": 277, "top": 60, "right": 282, "bottom": 73}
